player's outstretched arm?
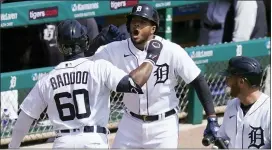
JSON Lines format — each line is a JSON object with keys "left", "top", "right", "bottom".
{"left": 8, "top": 111, "right": 35, "bottom": 148}
{"left": 127, "top": 39, "right": 163, "bottom": 87}
{"left": 102, "top": 40, "right": 163, "bottom": 94}
{"left": 116, "top": 40, "right": 163, "bottom": 94}
{"left": 173, "top": 45, "right": 219, "bottom": 139}
{"left": 190, "top": 73, "right": 216, "bottom": 116}
{"left": 9, "top": 80, "right": 47, "bottom": 148}
{"left": 190, "top": 74, "right": 222, "bottom": 147}
{"left": 173, "top": 45, "right": 216, "bottom": 116}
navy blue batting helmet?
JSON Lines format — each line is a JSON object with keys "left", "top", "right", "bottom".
{"left": 126, "top": 4, "right": 160, "bottom": 32}
{"left": 221, "top": 56, "right": 263, "bottom": 86}
{"left": 56, "top": 19, "right": 89, "bottom": 56}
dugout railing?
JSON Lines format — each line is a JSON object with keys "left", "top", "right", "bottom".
{"left": 0, "top": 37, "right": 270, "bottom": 145}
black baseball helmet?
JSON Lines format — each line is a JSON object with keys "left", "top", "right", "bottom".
{"left": 126, "top": 4, "right": 160, "bottom": 33}
{"left": 56, "top": 19, "right": 89, "bottom": 56}
{"left": 220, "top": 56, "right": 263, "bottom": 87}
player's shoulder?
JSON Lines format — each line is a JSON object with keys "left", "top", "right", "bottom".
{"left": 260, "top": 93, "right": 270, "bottom": 109}
{"left": 93, "top": 58, "right": 112, "bottom": 66}
{"left": 94, "top": 39, "right": 128, "bottom": 56}
{"left": 157, "top": 36, "right": 186, "bottom": 53}
{"left": 105, "top": 39, "right": 128, "bottom": 50}
{"left": 257, "top": 93, "right": 271, "bottom": 120}
{"left": 54, "top": 58, "right": 93, "bottom": 68}
{"left": 33, "top": 69, "right": 52, "bottom": 89}
{"left": 156, "top": 36, "right": 180, "bottom": 47}
{"left": 93, "top": 59, "right": 115, "bottom": 71}
{"left": 225, "top": 98, "right": 239, "bottom": 111}
{"left": 261, "top": 93, "right": 270, "bottom": 101}
{"left": 92, "top": 59, "right": 119, "bottom": 78}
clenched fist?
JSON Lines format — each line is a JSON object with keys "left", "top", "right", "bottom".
{"left": 144, "top": 39, "right": 163, "bottom": 65}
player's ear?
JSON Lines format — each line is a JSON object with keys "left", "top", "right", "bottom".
{"left": 151, "top": 26, "right": 156, "bottom": 34}
{"left": 239, "top": 78, "right": 245, "bottom": 85}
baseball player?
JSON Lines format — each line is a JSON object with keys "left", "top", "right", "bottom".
{"left": 215, "top": 56, "right": 271, "bottom": 149}
{"left": 89, "top": 4, "right": 219, "bottom": 148}
{"left": 8, "top": 19, "right": 164, "bottom": 149}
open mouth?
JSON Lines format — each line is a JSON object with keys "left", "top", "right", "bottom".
{"left": 132, "top": 29, "right": 139, "bottom": 37}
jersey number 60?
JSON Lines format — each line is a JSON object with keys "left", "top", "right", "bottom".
{"left": 54, "top": 89, "right": 91, "bottom": 121}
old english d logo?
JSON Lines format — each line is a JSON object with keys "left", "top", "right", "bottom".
{"left": 153, "top": 63, "right": 169, "bottom": 86}
{"left": 248, "top": 125, "right": 265, "bottom": 149}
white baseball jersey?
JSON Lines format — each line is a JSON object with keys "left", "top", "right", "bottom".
{"left": 91, "top": 35, "right": 201, "bottom": 115}
{"left": 20, "top": 58, "right": 127, "bottom": 130}
{"left": 217, "top": 93, "right": 271, "bottom": 148}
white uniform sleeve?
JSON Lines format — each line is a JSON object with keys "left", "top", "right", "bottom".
{"left": 217, "top": 109, "right": 230, "bottom": 141}
{"left": 8, "top": 111, "right": 34, "bottom": 148}
{"left": 97, "top": 59, "right": 127, "bottom": 91}
{"left": 217, "top": 99, "right": 237, "bottom": 142}
{"left": 90, "top": 45, "right": 112, "bottom": 62}
{"left": 232, "top": 1, "right": 257, "bottom": 42}
{"left": 173, "top": 46, "right": 201, "bottom": 84}
{"left": 264, "top": 102, "right": 271, "bottom": 148}
{"left": 20, "top": 80, "right": 47, "bottom": 119}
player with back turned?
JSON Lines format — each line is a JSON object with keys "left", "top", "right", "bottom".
{"left": 8, "top": 19, "right": 164, "bottom": 149}
{"left": 89, "top": 4, "right": 219, "bottom": 148}
{"left": 213, "top": 56, "right": 270, "bottom": 149}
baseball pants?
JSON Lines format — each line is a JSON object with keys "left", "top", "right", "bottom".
{"left": 112, "top": 111, "right": 179, "bottom": 148}
{"left": 53, "top": 132, "right": 108, "bottom": 148}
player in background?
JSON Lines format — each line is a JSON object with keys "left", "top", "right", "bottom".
{"left": 215, "top": 56, "right": 270, "bottom": 149}
{"left": 88, "top": 4, "right": 219, "bottom": 148}
{"left": 8, "top": 19, "right": 164, "bottom": 149}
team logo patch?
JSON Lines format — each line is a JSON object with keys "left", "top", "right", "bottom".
{"left": 248, "top": 125, "right": 265, "bottom": 149}
{"left": 151, "top": 41, "right": 161, "bottom": 49}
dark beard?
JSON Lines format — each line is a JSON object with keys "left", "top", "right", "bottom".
{"left": 131, "top": 37, "right": 146, "bottom": 45}
{"left": 230, "top": 82, "right": 240, "bottom": 97}
{"left": 130, "top": 34, "right": 148, "bottom": 49}
{"left": 130, "top": 30, "right": 154, "bottom": 50}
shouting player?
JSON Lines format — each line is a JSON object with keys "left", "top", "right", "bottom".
{"left": 89, "top": 4, "right": 219, "bottom": 148}
{"left": 8, "top": 19, "right": 164, "bottom": 149}
{"left": 216, "top": 56, "right": 270, "bottom": 149}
